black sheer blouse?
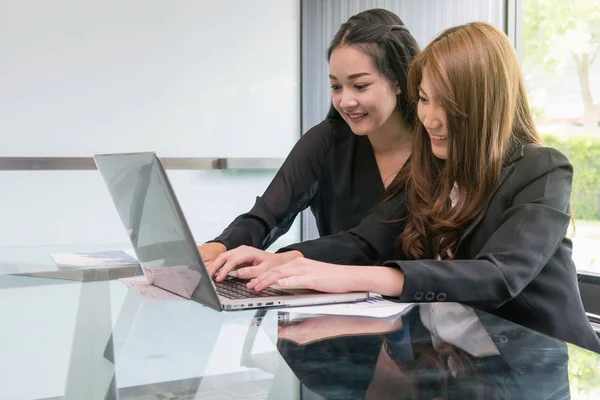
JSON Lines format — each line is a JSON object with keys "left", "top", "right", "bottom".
{"left": 212, "top": 118, "right": 387, "bottom": 250}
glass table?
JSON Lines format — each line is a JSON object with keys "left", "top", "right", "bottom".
{"left": 1, "top": 246, "right": 599, "bottom": 399}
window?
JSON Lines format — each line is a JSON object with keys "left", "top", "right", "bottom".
{"left": 520, "top": 0, "right": 600, "bottom": 275}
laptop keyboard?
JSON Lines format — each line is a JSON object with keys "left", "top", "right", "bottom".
{"left": 215, "top": 276, "right": 290, "bottom": 300}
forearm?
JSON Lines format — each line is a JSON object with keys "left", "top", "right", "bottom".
{"left": 346, "top": 266, "right": 405, "bottom": 296}
{"left": 214, "top": 215, "right": 269, "bottom": 250}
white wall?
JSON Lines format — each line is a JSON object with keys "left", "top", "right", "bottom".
{"left": 0, "top": 0, "right": 300, "bottom": 157}
{"left": 0, "top": 1, "right": 301, "bottom": 247}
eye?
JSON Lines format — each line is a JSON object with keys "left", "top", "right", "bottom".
{"left": 330, "top": 84, "right": 341, "bottom": 91}
{"left": 418, "top": 95, "right": 429, "bottom": 104}
{"left": 355, "top": 84, "right": 369, "bottom": 90}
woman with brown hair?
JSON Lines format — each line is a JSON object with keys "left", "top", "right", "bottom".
{"left": 211, "top": 22, "right": 600, "bottom": 353}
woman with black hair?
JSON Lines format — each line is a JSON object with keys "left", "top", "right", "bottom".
{"left": 201, "top": 9, "right": 420, "bottom": 270}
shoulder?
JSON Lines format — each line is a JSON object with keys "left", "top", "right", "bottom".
{"left": 521, "top": 143, "right": 570, "bottom": 167}
{"left": 512, "top": 143, "right": 572, "bottom": 178}
{"left": 299, "top": 118, "right": 354, "bottom": 149}
{"left": 291, "top": 119, "right": 335, "bottom": 155}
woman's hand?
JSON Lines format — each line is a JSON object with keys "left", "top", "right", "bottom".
{"left": 197, "top": 242, "right": 227, "bottom": 266}
{"left": 248, "top": 257, "right": 358, "bottom": 293}
{"left": 208, "top": 245, "right": 303, "bottom": 282}
{"left": 248, "top": 258, "right": 406, "bottom": 297}
{"left": 279, "top": 315, "right": 403, "bottom": 346}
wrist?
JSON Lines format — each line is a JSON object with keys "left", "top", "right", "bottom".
{"left": 282, "top": 250, "right": 303, "bottom": 263}
{"left": 213, "top": 242, "right": 227, "bottom": 252}
{"left": 345, "top": 266, "right": 404, "bottom": 296}
{"left": 344, "top": 266, "right": 368, "bottom": 293}
{"left": 206, "top": 241, "right": 227, "bottom": 251}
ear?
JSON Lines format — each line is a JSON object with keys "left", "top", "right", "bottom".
{"left": 396, "top": 86, "right": 401, "bottom": 95}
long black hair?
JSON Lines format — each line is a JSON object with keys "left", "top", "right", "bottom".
{"left": 326, "top": 8, "right": 420, "bottom": 129}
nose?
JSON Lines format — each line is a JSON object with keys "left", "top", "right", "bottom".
{"left": 420, "top": 111, "right": 442, "bottom": 130}
{"left": 424, "top": 118, "right": 442, "bottom": 130}
{"left": 339, "top": 91, "right": 358, "bottom": 110}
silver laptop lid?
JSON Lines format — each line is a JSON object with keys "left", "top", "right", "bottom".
{"left": 94, "top": 152, "right": 222, "bottom": 311}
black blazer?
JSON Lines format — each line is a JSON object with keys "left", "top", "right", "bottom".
{"left": 283, "top": 144, "right": 600, "bottom": 353}
{"left": 211, "top": 118, "right": 388, "bottom": 250}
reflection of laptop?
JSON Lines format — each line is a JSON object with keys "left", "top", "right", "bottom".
{"left": 105, "top": 293, "right": 280, "bottom": 398}
{"left": 93, "top": 152, "right": 369, "bottom": 311}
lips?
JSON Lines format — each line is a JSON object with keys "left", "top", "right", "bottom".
{"left": 346, "top": 112, "right": 368, "bottom": 121}
{"left": 429, "top": 134, "right": 447, "bottom": 140}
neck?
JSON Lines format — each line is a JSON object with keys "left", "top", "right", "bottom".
{"left": 367, "top": 112, "right": 413, "bottom": 155}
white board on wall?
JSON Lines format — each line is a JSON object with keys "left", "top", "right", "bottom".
{"left": 0, "top": 0, "right": 300, "bottom": 157}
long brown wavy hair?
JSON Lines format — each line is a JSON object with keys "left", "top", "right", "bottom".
{"left": 395, "top": 22, "right": 542, "bottom": 259}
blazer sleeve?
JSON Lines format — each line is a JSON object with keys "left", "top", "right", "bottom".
{"left": 278, "top": 191, "right": 407, "bottom": 265}
{"left": 385, "top": 147, "right": 573, "bottom": 308}
{"left": 211, "top": 121, "right": 333, "bottom": 250}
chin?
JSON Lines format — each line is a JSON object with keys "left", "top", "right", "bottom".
{"left": 431, "top": 146, "right": 448, "bottom": 160}
{"left": 348, "top": 125, "right": 371, "bottom": 136}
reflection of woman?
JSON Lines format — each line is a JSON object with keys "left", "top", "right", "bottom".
{"left": 277, "top": 305, "right": 570, "bottom": 400}
{"left": 277, "top": 319, "right": 384, "bottom": 400}
{"left": 367, "top": 338, "right": 512, "bottom": 399}
{"left": 199, "top": 8, "right": 419, "bottom": 266}
{"left": 212, "top": 22, "right": 600, "bottom": 354}
{"left": 369, "top": 304, "right": 570, "bottom": 399}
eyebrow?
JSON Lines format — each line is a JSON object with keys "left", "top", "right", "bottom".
{"left": 329, "top": 72, "right": 371, "bottom": 80}
{"left": 417, "top": 85, "right": 429, "bottom": 97}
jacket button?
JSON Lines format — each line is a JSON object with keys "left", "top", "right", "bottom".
{"left": 436, "top": 292, "right": 447, "bottom": 301}
{"left": 499, "top": 335, "right": 508, "bottom": 344}
{"left": 425, "top": 292, "right": 435, "bottom": 301}
{"left": 414, "top": 292, "right": 424, "bottom": 301}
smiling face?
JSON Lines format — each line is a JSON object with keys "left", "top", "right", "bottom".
{"left": 329, "top": 46, "right": 401, "bottom": 136}
{"left": 417, "top": 67, "right": 449, "bottom": 160}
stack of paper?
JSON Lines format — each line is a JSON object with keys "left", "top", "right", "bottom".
{"left": 50, "top": 249, "right": 139, "bottom": 268}
{"left": 285, "top": 296, "right": 414, "bottom": 318}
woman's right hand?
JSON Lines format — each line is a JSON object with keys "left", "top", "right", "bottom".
{"left": 208, "top": 245, "right": 303, "bottom": 282}
{"left": 198, "top": 242, "right": 227, "bottom": 266}
{"left": 279, "top": 315, "right": 403, "bottom": 346}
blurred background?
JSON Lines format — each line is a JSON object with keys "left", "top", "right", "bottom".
{"left": 0, "top": 0, "right": 597, "bottom": 269}
{"left": 1, "top": 0, "right": 599, "bottom": 396}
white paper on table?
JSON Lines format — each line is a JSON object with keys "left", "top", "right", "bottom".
{"left": 50, "top": 249, "right": 139, "bottom": 268}
{"left": 284, "top": 296, "right": 414, "bottom": 318}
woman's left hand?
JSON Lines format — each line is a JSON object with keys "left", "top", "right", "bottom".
{"left": 247, "top": 257, "right": 356, "bottom": 293}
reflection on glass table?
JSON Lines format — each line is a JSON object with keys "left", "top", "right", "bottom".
{"left": 277, "top": 303, "right": 600, "bottom": 400}
{"left": 2, "top": 245, "right": 600, "bottom": 399}
{"left": 0, "top": 263, "right": 295, "bottom": 400}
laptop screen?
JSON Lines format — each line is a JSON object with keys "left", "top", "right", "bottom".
{"left": 94, "top": 152, "right": 221, "bottom": 310}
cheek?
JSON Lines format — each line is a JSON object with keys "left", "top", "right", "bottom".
{"left": 371, "top": 90, "right": 397, "bottom": 116}
{"left": 331, "top": 92, "right": 342, "bottom": 108}
{"left": 417, "top": 104, "right": 426, "bottom": 123}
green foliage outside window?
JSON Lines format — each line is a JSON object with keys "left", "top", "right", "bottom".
{"left": 523, "top": 0, "right": 600, "bottom": 130}
{"left": 541, "top": 133, "right": 600, "bottom": 220}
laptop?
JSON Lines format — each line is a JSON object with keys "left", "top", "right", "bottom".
{"left": 93, "top": 152, "right": 370, "bottom": 311}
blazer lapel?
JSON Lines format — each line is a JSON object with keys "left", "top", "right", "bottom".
{"left": 455, "top": 144, "right": 528, "bottom": 252}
